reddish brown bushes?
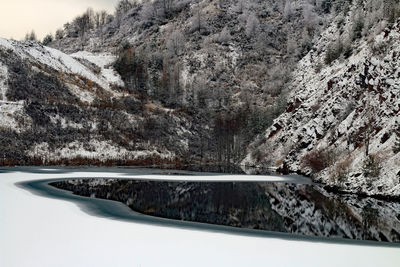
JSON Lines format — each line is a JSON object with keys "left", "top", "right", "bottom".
{"left": 301, "top": 149, "right": 335, "bottom": 173}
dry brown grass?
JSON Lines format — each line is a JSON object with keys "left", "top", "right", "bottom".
{"left": 301, "top": 149, "right": 335, "bottom": 173}
{"left": 145, "top": 103, "right": 157, "bottom": 112}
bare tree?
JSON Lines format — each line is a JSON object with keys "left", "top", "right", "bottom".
{"left": 166, "top": 30, "right": 185, "bottom": 57}
{"left": 158, "top": 0, "right": 175, "bottom": 18}
{"left": 114, "top": 0, "right": 135, "bottom": 26}
{"left": 73, "top": 8, "right": 95, "bottom": 40}
{"left": 192, "top": 76, "right": 208, "bottom": 108}
{"left": 363, "top": 93, "right": 377, "bottom": 157}
{"left": 190, "top": 6, "right": 205, "bottom": 33}
{"left": 233, "top": 0, "right": 247, "bottom": 14}
{"left": 140, "top": 0, "right": 158, "bottom": 22}
{"left": 245, "top": 13, "right": 260, "bottom": 38}
{"left": 216, "top": 26, "right": 231, "bottom": 44}
{"left": 94, "top": 10, "right": 109, "bottom": 28}
{"left": 283, "top": 0, "right": 293, "bottom": 21}
{"left": 55, "top": 28, "right": 64, "bottom": 40}
{"left": 115, "top": 0, "right": 135, "bottom": 16}
{"left": 24, "top": 30, "right": 37, "bottom": 41}
{"left": 303, "top": 3, "right": 319, "bottom": 35}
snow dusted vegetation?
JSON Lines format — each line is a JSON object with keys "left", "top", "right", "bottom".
{"left": 28, "top": 140, "right": 174, "bottom": 163}
{"left": 1, "top": 167, "right": 400, "bottom": 267}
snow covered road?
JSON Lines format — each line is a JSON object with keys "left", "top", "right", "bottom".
{"left": 1, "top": 167, "right": 399, "bottom": 267}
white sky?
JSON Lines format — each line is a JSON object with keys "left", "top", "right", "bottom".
{"left": 0, "top": 0, "right": 120, "bottom": 40}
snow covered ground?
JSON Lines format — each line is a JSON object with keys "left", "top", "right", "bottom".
{"left": 0, "top": 167, "right": 399, "bottom": 267}
{"left": 71, "top": 51, "right": 125, "bottom": 87}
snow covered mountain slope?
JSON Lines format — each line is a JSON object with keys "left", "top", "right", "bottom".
{"left": 0, "top": 38, "right": 196, "bottom": 165}
{"left": 243, "top": 13, "right": 400, "bottom": 197}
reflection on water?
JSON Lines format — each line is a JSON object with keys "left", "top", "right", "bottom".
{"left": 50, "top": 179, "right": 400, "bottom": 243}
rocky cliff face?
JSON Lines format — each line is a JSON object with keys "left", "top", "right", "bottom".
{"left": 243, "top": 3, "right": 400, "bottom": 197}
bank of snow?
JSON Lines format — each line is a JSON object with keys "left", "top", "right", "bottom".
{"left": 1, "top": 168, "right": 399, "bottom": 267}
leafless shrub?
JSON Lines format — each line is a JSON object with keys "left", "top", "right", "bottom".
{"left": 301, "top": 148, "right": 336, "bottom": 174}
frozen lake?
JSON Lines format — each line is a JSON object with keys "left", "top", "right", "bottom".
{"left": 1, "top": 167, "right": 400, "bottom": 267}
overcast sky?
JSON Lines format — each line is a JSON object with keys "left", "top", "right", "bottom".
{"left": 0, "top": 0, "right": 120, "bottom": 40}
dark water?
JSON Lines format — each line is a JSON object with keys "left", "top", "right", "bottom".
{"left": 43, "top": 178, "right": 400, "bottom": 244}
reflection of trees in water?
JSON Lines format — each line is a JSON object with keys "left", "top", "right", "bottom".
{"left": 263, "top": 183, "right": 400, "bottom": 242}
{"left": 51, "top": 179, "right": 400, "bottom": 243}
{"left": 361, "top": 203, "right": 380, "bottom": 239}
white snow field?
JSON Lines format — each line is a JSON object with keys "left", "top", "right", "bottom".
{"left": 1, "top": 167, "right": 399, "bottom": 267}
